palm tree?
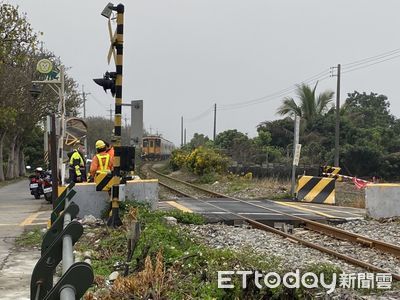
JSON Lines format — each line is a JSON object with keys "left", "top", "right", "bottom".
{"left": 277, "top": 82, "right": 334, "bottom": 128}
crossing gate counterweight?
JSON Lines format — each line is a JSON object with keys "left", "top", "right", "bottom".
{"left": 296, "top": 175, "right": 335, "bottom": 204}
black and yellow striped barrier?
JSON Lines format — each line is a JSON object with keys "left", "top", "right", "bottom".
{"left": 296, "top": 175, "right": 335, "bottom": 204}
{"left": 322, "top": 165, "right": 342, "bottom": 181}
{"left": 95, "top": 173, "right": 120, "bottom": 191}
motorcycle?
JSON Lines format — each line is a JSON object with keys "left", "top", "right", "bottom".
{"left": 29, "top": 173, "right": 42, "bottom": 199}
{"left": 42, "top": 171, "right": 53, "bottom": 202}
{"left": 28, "top": 167, "right": 53, "bottom": 202}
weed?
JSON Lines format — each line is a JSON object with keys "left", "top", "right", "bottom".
{"left": 270, "top": 192, "right": 292, "bottom": 200}
{"left": 15, "top": 227, "right": 43, "bottom": 248}
{"left": 296, "top": 263, "right": 342, "bottom": 298}
{"left": 197, "top": 172, "right": 219, "bottom": 184}
{"left": 84, "top": 203, "right": 344, "bottom": 299}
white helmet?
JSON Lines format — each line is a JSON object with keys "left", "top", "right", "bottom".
{"left": 35, "top": 167, "right": 43, "bottom": 172}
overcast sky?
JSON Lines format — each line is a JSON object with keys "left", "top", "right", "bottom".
{"left": 6, "top": 0, "right": 400, "bottom": 145}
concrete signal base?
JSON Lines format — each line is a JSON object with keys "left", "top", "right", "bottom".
{"left": 365, "top": 184, "right": 400, "bottom": 219}
{"left": 64, "top": 179, "right": 159, "bottom": 219}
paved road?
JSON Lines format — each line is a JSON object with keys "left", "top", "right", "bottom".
{"left": 0, "top": 179, "right": 52, "bottom": 299}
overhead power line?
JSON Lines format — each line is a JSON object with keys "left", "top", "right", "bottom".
{"left": 183, "top": 47, "right": 400, "bottom": 116}
{"left": 342, "top": 53, "right": 400, "bottom": 75}
{"left": 342, "top": 48, "right": 400, "bottom": 68}
{"left": 88, "top": 93, "right": 107, "bottom": 108}
{"left": 217, "top": 47, "right": 400, "bottom": 111}
{"left": 218, "top": 70, "right": 331, "bottom": 111}
{"left": 185, "top": 105, "right": 214, "bottom": 123}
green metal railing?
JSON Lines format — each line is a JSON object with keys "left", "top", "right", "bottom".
{"left": 30, "top": 182, "right": 94, "bottom": 300}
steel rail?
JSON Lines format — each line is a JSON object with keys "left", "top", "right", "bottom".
{"left": 148, "top": 166, "right": 400, "bottom": 280}
{"left": 158, "top": 181, "right": 194, "bottom": 198}
{"left": 150, "top": 167, "right": 400, "bottom": 258}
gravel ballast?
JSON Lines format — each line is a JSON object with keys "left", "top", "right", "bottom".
{"left": 182, "top": 223, "right": 400, "bottom": 299}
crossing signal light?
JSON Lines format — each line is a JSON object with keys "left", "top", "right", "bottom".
{"left": 93, "top": 71, "right": 116, "bottom": 96}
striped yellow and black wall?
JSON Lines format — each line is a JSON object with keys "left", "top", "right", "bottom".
{"left": 95, "top": 173, "right": 119, "bottom": 191}
{"left": 296, "top": 175, "right": 335, "bottom": 204}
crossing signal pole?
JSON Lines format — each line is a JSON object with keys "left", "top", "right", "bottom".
{"left": 94, "top": 2, "right": 125, "bottom": 227}
{"left": 109, "top": 3, "right": 124, "bottom": 228}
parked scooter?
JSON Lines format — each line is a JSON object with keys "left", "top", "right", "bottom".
{"left": 41, "top": 170, "right": 53, "bottom": 202}
{"left": 28, "top": 167, "right": 53, "bottom": 202}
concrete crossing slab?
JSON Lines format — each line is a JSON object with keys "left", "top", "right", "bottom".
{"left": 160, "top": 198, "right": 365, "bottom": 225}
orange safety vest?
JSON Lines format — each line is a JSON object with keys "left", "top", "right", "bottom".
{"left": 96, "top": 153, "right": 111, "bottom": 174}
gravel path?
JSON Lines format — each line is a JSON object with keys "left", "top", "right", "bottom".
{"left": 334, "top": 219, "right": 400, "bottom": 246}
{"left": 183, "top": 223, "right": 362, "bottom": 274}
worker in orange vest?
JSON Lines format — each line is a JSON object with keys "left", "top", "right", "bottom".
{"left": 89, "top": 140, "right": 113, "bottom": 179}
{"left": 97, "top": 139, "right": 115, "bottom": 162}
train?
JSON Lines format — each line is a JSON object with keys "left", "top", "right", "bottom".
{"left": 141, "top": 135, "right": 175, "bottom": 160}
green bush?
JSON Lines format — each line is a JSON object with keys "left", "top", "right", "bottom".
{"left": 185, "top": 146, "right": 230, "bottom": 176}
{"left": 380, "top": 152, "right": 400, "bottom": 180}
{"left": 169, "top": 149, "right": 189, "bottom": 171}
{"left": 198, "top": 172, "right": 219, "bottom": 184}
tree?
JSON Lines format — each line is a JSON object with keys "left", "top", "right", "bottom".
{"left": 257, "top": 118, "right": 293, "bottom": 149}
{"left": 85, "top": 117, "right": 114, "bottom": 157}
{"left": 253, "top": 128, "right": 272, "bottom": 148}
{"left": 214, "top": 129, "right": 266, "bottom": 164}
{"left": 343, "top": 91, "right": 394, "bottom": 128}
{"left": 214, "top": 129, "right": 248, "bottom": 150}
{"left": 0, "top": 3, "right": 39, "bottom": 179}
{"left": 0, "top": 107, "right": 17, "bottom": 180}
{"left": 187, "top": 133, "right": 210, "bottom": 150}
{"left": 341, "top": 145, "right": 382, "bottom": 177}
{"left": 277, "top": 83, "right": 334, "bottom": 129}
{"left": 0, "top": 3, "right": 83, "bottom": 180}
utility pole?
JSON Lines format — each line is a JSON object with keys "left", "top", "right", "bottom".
{"left": 82, "top": 86, "right": 87, "bottom": 119}
{"left": 124, "top": 115, "right": 128, "bottom": 142}
{"left": 81, "top": 86, "right": 90, "bottom": 156}
{"left": 213, "top": 103, "right": 217, "bottom": 140}
{"left": 334, "top": 64, "right": 341, "bottom": 167}
{"left": 181, "top": 116, "right": 184, "bottom": 147}
{"left": 184, "top": 128, "right": 187, "bottom": 145}
{"left": 81, "top": 85, "right": 91, "bottom": 119}
{"left": 107, "top": 104, "right": 114, "bottom": 122}
{"left": 50, "top": 114, "right": 58, "bottom": 207}
{"left": 290, "top": 116, "right": 300, "bottom": 197}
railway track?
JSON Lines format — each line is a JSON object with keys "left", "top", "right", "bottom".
{"left": 144, "top": 164, "right": 400, "bottom": 280}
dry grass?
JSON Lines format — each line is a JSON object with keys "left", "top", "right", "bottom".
{"left": 85, "top": 250, "right": 169, "bottom": 300}
{"left": 205, "top": 174, "right": 291, "bottom": 200}
{"left": 111, "top": 250, "right": 168, "bottom": 299}
{"left": 252, "top": 177, "right": 290, "bottom": 190}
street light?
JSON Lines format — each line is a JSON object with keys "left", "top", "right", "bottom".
{"left": 101, "top": 3, "right": 114, "bottom": 18}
